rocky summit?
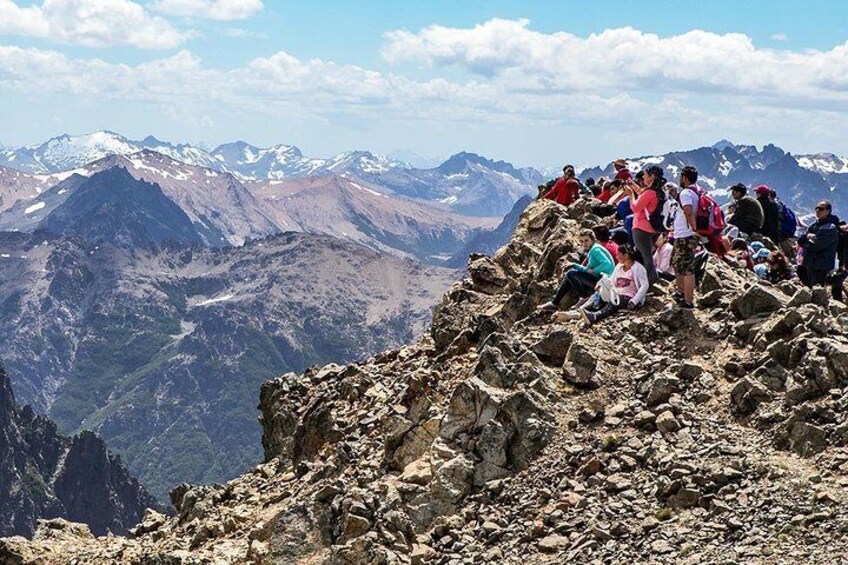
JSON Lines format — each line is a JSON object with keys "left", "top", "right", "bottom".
{"left": 4, "top": 198, "right": 848, "bottom": 564}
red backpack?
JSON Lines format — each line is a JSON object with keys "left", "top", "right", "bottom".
{"left": 689, "top": 185, "right": 725, "bottom": 235}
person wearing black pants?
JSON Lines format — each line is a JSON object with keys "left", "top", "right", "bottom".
{"left": 537, "top": 230, "right": 616, "bottom": 312}
{"left": 622, "top": 165, "right": 666, "bottom": 284}
{"left": 799, "top": 200, "right": 840, "bottom": 299}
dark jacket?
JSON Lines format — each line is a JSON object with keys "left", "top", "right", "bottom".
{"left": 758, "top": 196, "right": 780, "bottom": 242}
{"left": 799, "top": 214, "right": 840, "bottom": 272}
{"left": 728, "top": 195, "right": 764, "bottom": 236}
{"left": 838, "top": 223, "right": 848, "bottom": 268}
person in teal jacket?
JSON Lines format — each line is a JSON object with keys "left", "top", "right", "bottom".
{"left": 538, "top": 229, "right": 615, "bottom": 311}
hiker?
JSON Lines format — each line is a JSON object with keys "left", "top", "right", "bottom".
{"left": 671, "top": 165, "right": 701, "bottom": 309}
{"left": 580, "top": 245, "right": 649, "bottom": 325}
{"left": 727, "top": 183, "right": 764, "bottom": 239}
{"left": 798, "top": 200, "right": 840, "bottom": 298}
{"left": 596, "top": 180, "right": 614, "bottom": 203}
{"left": 771, "top": 189, "right": 799, "bottom": 260}
{"left": 765, "top": 251, "right": 794, "bottom": 284}
{"left": 537, "top": 229, "right": 615, "bottom": 312}
{"left": 613, "top": 159, "right": 632, "bottom": 182}
{"left": 653, "top": 231, "right": 675, "bottom": 281}
{"left": 624, "top": 164, "right": 666, "bottom": 284}
{"left": 542, "top": 165, "right": 581, "bottom": 207}
{"left": 727, "top": 238, "right": 754, "bottom": 270}
{"left": 755, "top": 185, "right": 781, "bottom": 243}
{"left": 592, "top": 225, "right": 619, "bottom": 263}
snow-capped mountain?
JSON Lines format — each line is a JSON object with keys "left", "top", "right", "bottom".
{"left": 314, "top": 150, "right": 410, "bottom": 179}
{"left": 210, "top": 141, "right": 326, "bottom": 180}
{"left": 357, "top": 151, "right": 544, "bottom": 217}
{"left": 0, "top": 152, "right": 280, "bottom": 247}
{"left": 1, "top": 133, "right": 547, "bottom": 217}
{"left": 0, "top": 132, "right": 220, "bottom": 174}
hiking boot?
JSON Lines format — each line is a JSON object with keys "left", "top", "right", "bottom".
{"left": 580, "top": 309, "right": 596, "bottom": 325}
{"left": 537, "top": 301, "right": 557, "bottom": 312}
{"left": 680, "top": 301, "right": 695, "bottom": 310}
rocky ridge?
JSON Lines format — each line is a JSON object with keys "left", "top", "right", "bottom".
{"left": 0, "top": 364, "right": 156, "bottom": 538}
{"left": 4, "top": 199, "right": 848, "bottom": 563}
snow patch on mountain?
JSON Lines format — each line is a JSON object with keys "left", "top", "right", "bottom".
{"left": 23, "top": 202, "right": 45, "bottom": 215}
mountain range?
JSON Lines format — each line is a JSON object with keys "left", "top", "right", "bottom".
{"left": 0, "top": 228, "right": 457, "bottom": 501}
{"left": 0, "top": 363, "right": 155, "bottom": 537}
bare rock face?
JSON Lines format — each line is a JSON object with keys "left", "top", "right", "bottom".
{"left": 0, "top": 364, "right": 156, "bottom": 538}
{"left": 5, "top": 199, "right": 848, "bottom": 564}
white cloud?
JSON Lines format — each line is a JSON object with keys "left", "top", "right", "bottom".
{"left": 0, "top": 0, "right": 189, "bottom": 49}
{"left": 151, "top": 0, "right": 262, "bottom": 21}
{"left": 382, "top": 19, "right": 848, "bottom": 105}
{"left": 771, "top": 33, "right": 788, "bottom": 41}
{"left": 8, "top": 20, "right": 848, "bottom": 163}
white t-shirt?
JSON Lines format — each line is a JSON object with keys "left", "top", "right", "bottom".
{"left": 673, "top": 186, "right": 700, "bottom": 239}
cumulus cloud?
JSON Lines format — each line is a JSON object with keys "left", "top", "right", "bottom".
{"left": 382, "top": 19, "right": 848, "bottom": 105}
{"left": 0, "top": 0, "right": 189, "bottom": 49}
{"left": 151, "top": 0, "right": 262, "bottom": 21}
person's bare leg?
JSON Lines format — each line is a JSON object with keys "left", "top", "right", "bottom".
{"left": 675, "top": 274, "right": 685, "bottom": 295}
{"left": 683, "top": 274, "right": 695, "bottom": 304}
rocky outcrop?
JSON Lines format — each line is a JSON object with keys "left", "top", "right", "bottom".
{"left": 0, "top": 364, "right": 155, "bottom": 538}
{"left": 4, "top": 198, "right": 848, "bottom": 564}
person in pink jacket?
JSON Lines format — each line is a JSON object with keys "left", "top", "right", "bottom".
{"left": 622, "top": 164, "right": 666, "bottom": 284}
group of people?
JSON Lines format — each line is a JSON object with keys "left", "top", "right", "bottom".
{"left": 536, "top": 160, "right": 848, "bottom": 325}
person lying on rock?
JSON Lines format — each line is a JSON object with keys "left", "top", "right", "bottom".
{"left": 580, "top": 245, "right": 649, "bottom": 325}
{"left": 538, "top": 229, "right": 615, "bottom": 312}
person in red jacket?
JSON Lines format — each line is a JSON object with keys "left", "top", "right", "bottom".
{"left": 543, "top": 165, "right": 581, "bottom": 207}
{"left": 613, "top": 159, "right": 632, "bottom": 182}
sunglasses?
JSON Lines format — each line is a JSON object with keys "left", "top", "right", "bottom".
{"left": 816, "top": 206, "right": 828, "bottom": 211}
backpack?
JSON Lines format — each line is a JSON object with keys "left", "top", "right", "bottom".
{"left": 689, "top": 186, "right": 725, "bottom": 235}
{"left": 648, "top": 189, "right": 668, "bottom": 233}
{"left": 777, "top": 200, "right": 798, "bottom": 237}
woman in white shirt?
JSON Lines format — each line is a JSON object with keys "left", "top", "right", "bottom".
{"left": 581, "top": 245, "right": 649, "bottom": 325}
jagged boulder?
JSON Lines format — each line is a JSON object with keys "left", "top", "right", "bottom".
{"left": 731, "top": 285, "right": 786, "bottom": 319}
{"left": 562, "top": 341, "right": 599, "bottom": 388}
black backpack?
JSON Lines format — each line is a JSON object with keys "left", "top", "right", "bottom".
{"left": 648, "top": 188, "right": 668, "bottom": 233}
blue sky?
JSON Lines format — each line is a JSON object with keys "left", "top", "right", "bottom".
{"left": 3, "top": 0, "right": 848, "bottom": 168}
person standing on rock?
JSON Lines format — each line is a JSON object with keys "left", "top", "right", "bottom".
{"left": 799, "top": 200, "right": 841, "bottom": 300}
{"left": 671, "top": 166, "right": 701, "bottom": 310}
{"left": 542, "top": 165, "right": 581, "bottom": 207}
{"left": 624, "top": 164, "right": 666, "bottom": 284}
{"left": 538, "top": 229, "right": 615, "bottom": 312}
{"left": 755, "top": 185, "right": 781, "bottom": 243}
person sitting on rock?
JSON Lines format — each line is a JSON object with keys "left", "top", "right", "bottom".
{"left": 727, "top": 183, "right": 764, "bottom": 239}
{"left": 765, "top": 251, "right": 794, "bottom": 284}
{"left": 653, "top": 231, "right": 675, "bottom": 281}
{"left": 580, "top": 245, "right": 649, "bottom": 325}
{"left": 542, "top": 165, "right": 581, "bottom": 207}
{"left": 592, "top": 225, "right": 619, "bottom": 263}
{"left": 726, "top": 238, "right": 755, "bottom": 270}
{"left": 538, "top": 229, "right": 615, "bottom": 312}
